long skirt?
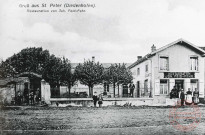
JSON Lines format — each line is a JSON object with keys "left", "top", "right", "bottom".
{"left": 193, "top": 96, "right": 199, "bottom": 104}
{"left": 185, "top": 95, "right": 192, "bottom": 105}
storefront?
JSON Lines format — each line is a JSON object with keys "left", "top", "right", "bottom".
{"left": 129, "top": 39, "right": 205, "bottom": 104}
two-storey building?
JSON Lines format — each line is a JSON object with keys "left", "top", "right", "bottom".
{"left": 129, "top": 39, "right": 205, "bottom": 104}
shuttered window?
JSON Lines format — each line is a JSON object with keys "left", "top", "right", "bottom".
{"left": 160, "top": 79, "right": 168, "bottom": 95}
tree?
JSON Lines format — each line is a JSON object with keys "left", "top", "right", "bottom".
{"left": 117, "top": 63, "right": 133, "bottom": 95}
{"left": 42, "top": 54, "right": 63, "bottom": 88}
{"left": 104, "top": 64, "right": 118, "bottom": 97}
{"left": 60, "top": 57, "right": 77, "bottom": 95}
{"left": 0, "top": 47, "right": 50, "bottom": 78}
{"left": 74, "top": 60, "right": 104, "bottom": 97}
{"left": 104, "top": 63, "right": 133, "bottom": 97}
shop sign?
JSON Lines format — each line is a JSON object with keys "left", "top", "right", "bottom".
{"left": 164, "top": 72, "right": 195, "bottom": 78}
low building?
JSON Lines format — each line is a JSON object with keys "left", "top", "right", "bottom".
{"left": 0, "top": 72, "right": 51, "bottom": 105}
{"left": 128, "top": 39, "right": 205, "bottom": 104}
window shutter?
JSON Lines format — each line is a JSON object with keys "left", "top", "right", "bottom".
{"left": 199, "top": 79, "right": 204, "bottom": 96}
{"left": 155, "top": 79, "right": 160, "bottom": 95}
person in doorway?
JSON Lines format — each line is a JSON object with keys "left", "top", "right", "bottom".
{"left": 193, "top": 88, "right": 199, "bottom": 105}
{"left": 180, "top": 89, "right": 185, "bottom": 106}
{"left": 35, "top": 88, "right": 40, "bottom": 104}
{"left": 170, "top": 86, "right": 177, "bottom": 99}
{"left": 24, "top": 88, "right": 29, "bottom": 105}
{"left": 92, "top": 92, "right": 98, "bottom": 107}
{"left": 129, "top": 82, "right": 135, "bottom": 97}
{"left": 186, "top": 88, "right": 192, "bottom": 105}
{"left": 98, "top": 94, "right": 103, "bottom": 108}
{"left": 29, "top": 91, "right": 34, "bottom": 105}
{"left": 16, "top": 91, "right": 22, "bottom": 105}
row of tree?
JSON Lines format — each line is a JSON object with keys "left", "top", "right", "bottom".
{"left": 0, "top": 47, "right": 133, "bottom": 97}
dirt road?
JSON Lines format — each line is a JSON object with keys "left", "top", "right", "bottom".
{"left": 0, "top": 106, "right": 205, "bottom": 134}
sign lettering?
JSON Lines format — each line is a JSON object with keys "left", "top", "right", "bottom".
{"left": 164, "top": 72, "right": 195, "bottom": 78}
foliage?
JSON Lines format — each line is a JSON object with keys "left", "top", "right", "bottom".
{"left": 104, "top": 63, "right": 133, "bottom": 97}
{"left": 0, "top": 47, "right": 50, "bottom": 78}
{"left": 60, "top": 57, "right": 77, "bottom": 94}
{"left": 74, "top": 60, "right": 104, "bottom": 97}
{"left": 0, "top": 47, "right": 76, "bottom": 90}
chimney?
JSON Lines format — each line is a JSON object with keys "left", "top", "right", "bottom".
{"left": 92, "top": 56, "right": 95, "bottom": 62}
{"left": 151, "top": 44, "right": 156, "bottom": 52}
{"left": 137, "top": 56, "right": 142, "bottom": 60}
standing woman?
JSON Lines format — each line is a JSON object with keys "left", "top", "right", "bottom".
{"left": 98, "top": 94, "right": 103, "bottom": 108}
{"left": 193, "top": 88, "right": 199, "bottom": 105}
{"left": 186, "top": 88, "right": 192, "bottom": 105}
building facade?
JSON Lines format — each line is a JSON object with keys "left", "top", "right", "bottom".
{"left": 129, "top": 39, "right": 205, "bottom": 104}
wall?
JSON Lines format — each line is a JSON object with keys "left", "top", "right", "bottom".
{"left": 130, "top": 59, "right": 152, "bottom": 98}
{"left": 50, "top": 98, "right": 154, "bottom": 107}
{"left": 151, "top": 43, "right": 205, "bottom": 100}
{"left": 0, "top": 86, "right": 15, "bottom": 105}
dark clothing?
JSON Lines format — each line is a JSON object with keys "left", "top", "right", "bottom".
{"left": 35, "top": 90, "right": 40, "bottom": 103}
{"left": 180, "top": 91, "right": 185, "bottom": 106}
{"left": 180, "top": 92, "right": 185, "bottom": 99}
{"left": 193, "top": 91, "right": 199, "bottom": 104}
{"left": 170, "top": 88, "right": 178, "bottom": 99}
{"left": 181, "top": 99, "right": 185, "bottom": 106}
{"left": 16, "top": 95, "right": 22, "bottom": 105}
{"left": 186, "top": 91, "right": 192, "bottom": 95}
{"left": 98, "top": 96, "right": 103, "bottom": 107}
{"left": 92, "top": 95, "right": 98, "bottom": 107}
{"left": 29, "top": 92, "right": 34, "bottom": 105}
{"left": 129, "top": 84, "right": 135, "bottom": 97}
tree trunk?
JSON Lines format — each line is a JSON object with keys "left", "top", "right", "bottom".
{"left": 113, "top": 82, "right": 115, "bottom": 97}
{"left": 68, "top": 83, "right": 71, "bottom": 96}
{"left": 118, "top": 83, "right": 119, "bottom": 97}
{"left": 57, "top": 83, "right": 60, "bottom": 97}
{"left": 89, "top": 86, "right": 93, "bottom": 98}
{"left": 88, "top": 86, "right": 91, "bottom": 97}
{"left": 14, "top": 82, "right": 17, "bottom": 105}
{"left": 91, "top": 86, "right": 93, "bottom": 97}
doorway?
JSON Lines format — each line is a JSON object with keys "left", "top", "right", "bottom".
{"left": 137, "top": 81, "right": 140, "bottom": 97}
{"left": 175, "top": 80, "right": 184, "bottom": 90}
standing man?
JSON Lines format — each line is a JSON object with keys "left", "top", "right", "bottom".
{"left": 92, "top": 92, "right": 98, "bottom": 107}
{"left": 129, "top": 82, "right": 135, "bottom": 97}
{"left": 180, "top": 89, "right": 185, "bottom": 106}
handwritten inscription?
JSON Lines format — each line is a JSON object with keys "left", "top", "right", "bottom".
{"left": 164, "top": 72, "right": 195, "bottom": 78}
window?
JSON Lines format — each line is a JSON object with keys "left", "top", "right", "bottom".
{"left": 160, "top": 56, "right": 169, "bottom": 71}
{"left": 137, "top": 68, "right": 140, "bottom": 75}
{"left": 190, "top": 56, "right": 198, "bottom": 71}
{"left": 160, "top": 79, "right": 168, "bottom": 94}
{"left": 145, "top": 64, "right": 148, "bottom": 72}
{"left": 190, "top": 79, "right": 198, "bottom": 92}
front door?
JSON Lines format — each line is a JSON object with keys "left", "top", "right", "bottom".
{"left": 175, "top": 80, "right": 184, "bottom": 91}
{"left": 137, "top": 81, "right": 140, "bottom": 97}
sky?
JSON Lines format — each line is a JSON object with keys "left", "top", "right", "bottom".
{"left": 1, "top": 0, "right": 205, "bottom": 63}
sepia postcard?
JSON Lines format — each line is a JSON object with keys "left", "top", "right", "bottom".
{"left": 0, "top": 0, "right": 205, "bottom": 134}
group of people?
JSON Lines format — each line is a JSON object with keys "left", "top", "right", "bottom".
{"left": 16, "top": 88, "right": 41, "bottom": 105}
{"left": 92, "top": 92, "right": 103, "bottom": 107}
{"left": 170, "top": 86, "right": 199, "bottom": 106}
